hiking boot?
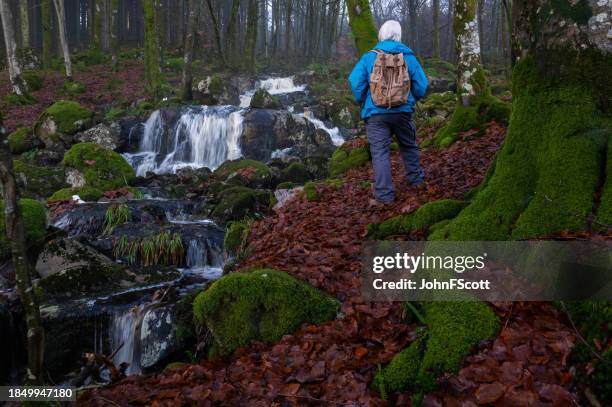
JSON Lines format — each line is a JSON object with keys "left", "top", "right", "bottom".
{"left": 408, "top": 182, "right": 428, "bottom": 194}
{"left": 368, "top": 198, "right": 394, "bottom": 209}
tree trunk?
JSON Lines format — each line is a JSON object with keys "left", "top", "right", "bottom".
{"left": 454, "top": 0, "right": 484, "bottom": 106}
{"left": 0, "top": 0, "right": 28, "bottom": 95}
{"left": 407, "top": 0, "right": 418, "bottom": 52}
{"left": 181, "top": 0, "right": 198, "bottom": 101}
{"left": 143, "top": 0, "right": 163, "bottom": 98}
{"left": 226, "top": 0, "right": 240, "bottom": 69}
{"left": 205, "top": 0, "right": 225, "bottom": 66}
{"left": 433, "top": 0, "right": 612, "bottom": 241}
{"left": 19, "top": 0, "right": 29, "bottom": 48}
{"left": 92, "top": 0, "right": 103, "bottom": 51}
{"left": 53, "top": 0, "right": 73, "bottom": 80}
{"left": 0, "top": 116, "right": 45, "bottom": 385}
{"left": 284, "top": 0, "right": 292, "bottom": 59}
{"left": 41, "top": 0, "right": 52, "bottom": 69}
{"left": 110, "top": 0, "right": 118, "bottom": 68}
{"left": 432, "top": 0, "right": 440, "bottom": 58}
{"left": 245, "top": 0, "right": 258, "bottom": 72}
{"left": 346, "top": 0, "right": 378, "bottom": 56}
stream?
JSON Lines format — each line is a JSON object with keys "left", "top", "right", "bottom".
{"left": 5, "top": 76, "right": 346, "bottom": 384}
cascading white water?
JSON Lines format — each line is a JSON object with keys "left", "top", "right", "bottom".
{"left": 186, "top": 239, "right": 223, "bottom": 269}
{"left": 239, "top": 76, "right": 307, "bottom": 108}
{"left": 110, "top": 305, "right": 144, "bottom": 375}
{"left": 124, "top": 106, "right": 244, "bottom": 176}
{"left": 300, "top": 109, "right": 345, "bottom": 146}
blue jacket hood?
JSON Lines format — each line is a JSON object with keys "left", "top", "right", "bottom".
{"left": 373, "top": 40, "right": 414, "bottom": 55}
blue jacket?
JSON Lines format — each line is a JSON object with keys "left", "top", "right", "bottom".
{"left": 348, "top": 40, "right": 429, "bottom": 119}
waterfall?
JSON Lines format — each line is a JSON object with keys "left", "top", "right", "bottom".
{"left": 110, "top": 305, "right": 145, "bottom": 375}
{"left": 300, "top": 109, "right": 345, "bottom": 146}
{"left": 186, "top": 239, "right": 223, "bottom": 269}
{"left": 124, "top": 106, "right": 244, "bottom": 176}
{"left": 239, "top": 76, "right": 306, "bottom": 108}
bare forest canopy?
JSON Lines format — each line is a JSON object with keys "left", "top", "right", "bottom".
{"left": 0, "top": 0, "right": 512, "bottom": 70}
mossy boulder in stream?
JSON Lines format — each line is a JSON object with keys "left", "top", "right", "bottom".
{"left": 213, "top": 159, "right": 273, "bottom": 189}
{"left": 250, "top": 89, "right": 281, "bottom": 109}
{"left": 0, "top": 199, "right": 46, "bottom": 261}
{"left": 62, "top": 142, "right": 136, "bottom": 191}
{"left": 211, "top": 186, "right": 272, "bottom": 223}
{"left": 34, "top": 101, "right": 93, "bottom": 148}
{"left": 193, "top": 269, "right": 339, "bottom": 356}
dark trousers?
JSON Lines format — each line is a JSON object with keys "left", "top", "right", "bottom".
{"left": 365, "top": 112, "right": 424, "bottom": 203}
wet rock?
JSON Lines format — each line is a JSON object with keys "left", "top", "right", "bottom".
{"left": 65, "top": 168, "right": 86, "bottom": 188}
{"left": 211, "top": 186, "right": 273, "bottom": 224}
{"left": 35, "top": 238, "right": 115, "bottom": 279}
{"left": 241, "top": 109, "right": 335, "bottom": 161}
{"left": 250, "top": 89, "right": 281, "bottom": 109}
{"left": 13, "top": 159, "right": 67, "bottom": 199}
{"left": 115, "top": 117, "right": 145, "bottom": 153}
{"left": 76, "top": 123, "right": 121, "bottom": 150}
{"left": 194, "top": 75, "right": 240, "bottom": 105}
{"left": 140, "top": 304, "right": 183, "bottom": 368}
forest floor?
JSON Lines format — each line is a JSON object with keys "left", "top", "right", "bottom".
{"left": 79, "top": 123, "right": 578, "bottom": 406}
{"left": 0, "top": 62, "right": 146, "bottom": 133}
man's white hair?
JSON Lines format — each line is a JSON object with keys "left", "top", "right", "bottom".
{"left": 378, "top": 20, "right": 402, "bottom": 42}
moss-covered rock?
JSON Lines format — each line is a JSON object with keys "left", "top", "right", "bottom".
{"left": 59, "top": 80, "right": 86, "bottom": 96}
{"left": 8, "top": 127, "right": 37, "bottom": 154}
{"left": 213, "top": 159, "right": 273, "bottom": 190}
{"left": 0, "top": 199, "right": 47, "bottom": 260}
{"left": 211, "top": 186, "right": 272, "bottom": 222}
{"left": 62, "top": 142, "right": 135, "bottom": 191}
{"left": 250, "top": 89, "right": 281, "bottom": 109}
{"left": 224, "top": 219, "right": 253, "bottom": 258}
{"left": 367, "top": 200, "right": 467, "bottom": 240}
{"left": 34, "top": 101, "right": 93, "bottom": 148}
{"left": 374, "top": 301, "right": 498, "bottom": 396}
{"left": 13, "top": 160, "right": 67, "bottom": 199}
{"left": 47, "top": 186, "right": 103, "bottom": 202}
{"left": 327, "top": 96, "right": 360, "bottom": 129}
{"left": 279, "top": 162, "right": 312, "bottom": 185}
{"left": 328, "top": 144, "right": 371, "bottom": 177}
{"left": 433, "top": 94, "right": 511, "bottom": 148}
{"left": 193, "top": 268, "right": 339, "bottom": 356}
{"left": 414, "top": 91, "right": 456, "bottom": 129}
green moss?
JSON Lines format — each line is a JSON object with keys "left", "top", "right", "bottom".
{"left": 104, "top": 107, "right": 127, "bottom": 121}
{"left": 8, "top": 128, "right": 35, "bottom": 154}
{"left": 279, "top": 162, "right": 311, "bottom": 185}
{"left": 48, "top": 187, "right": 103, "bottom": 202}
{"left": 303, "top": 181, "right": 320, "bottom": 202}
{"left": 3, "top": 93, "right": 36, "bottom": 106}
{"left": 37, "top": 101, "right": 93, "bottom": 135}
{"left": 22, "top": 71, "right": 44, "bottom": 91}
{"left": 562, "top": 301, "right": 611, "bottom": 403}
{"left": 433, "top": 94, "right": 510, "bottom": 148}
{"left": 374, "top": 302, "right": 498, "bottom": 396}
{"left": 328, "top": 144, "right": 371, "bottom": 177}
{"left": 250, "top": 89, "right": 281, "bottom": 109}
{"left": 346, "top": 0, "right": 378, "bottom": 55}
{"left": 165, "top": 57, "right": 183, "bottom": 72}
{"left": 165, "top": 362, "right": 187, "bottom": 370}
{"left": 224, "top": 219, "right": 253, "bottom": 258}
{"left": 215, "top": 159, "right": 270, "bottom": 179}
{"left": 431, "top": 53, "right": 610, "bottom": 240}
{"left": 423, "top": 58, "right": 456, "bottom": 80}
{"left": 193, "top": 268, "right": 339, "bottom": 356}
{"left": 0, "top": 199, "right": 47, "bottom": 260}
{"left": 63, "top": 142, "right": 135, "bottom": 191}
{"left": 13, "top": 160, "right": 67, "bottom": 199}
{"left": 59, "top": 80, "right": 86, "bottom": 96}
{"left": 367, "top": 200, "right": 466, "bottom": 239}
{"left": 276, "top": 181, "right": 296, "bottom": 190}
{"left": 596, "top": 139, "right": 612, "bottom": 226}
{"left": 208, "top": 74, "right": 225, "bottom": 97}
{"left": 212, "top": 186, "right": 272, "bottom": 221}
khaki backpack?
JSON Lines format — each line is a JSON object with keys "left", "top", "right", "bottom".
{"left": 369, "top": 50, "right": 411, "bottom": 108}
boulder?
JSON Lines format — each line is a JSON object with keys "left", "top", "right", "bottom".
{"left": 76, "top": 123, "right": 121, "bottom": 150}
{"left": 194, "top": 75, "right": 239, "bottom": 105}
{"left": 193, "top": 268, "right": 339, "bottom": 356}
{"left": 34, "top": 101, "right": 93, "bottom": 149}
{"left": 211, "top": 186, "right": 273, "bottom": 224}
{"left": 35, "top": 238, "right": 115, "bottom": 279}
{"left": 13, "top": 160, "right": 67, "bottom": 199}
{"left": 241, "top": 110, "right": 335, "bottom": 161}
{"left": 65, "top": 168, "right": 87, "bottom": 188}
{"left": 250, "top": 89, "right": 281, "bottom": 109}
{"left": 8, "top": 127, "right": 39, "bottom": 154}
{"left": 140, "top": 304, "right": 183, "bottom": 368}
{"left": 212, "top": 159, "right": 274, "bottom": 190}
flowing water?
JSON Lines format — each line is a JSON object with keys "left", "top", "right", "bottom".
{"left": 110, "top": 305, "right": 145, "bottom": 375}
{"left": 124, "top": 106, "right": 244, "bottom": 176}
{"left": 239, "top": 76, "right": 307, "bottom": 108}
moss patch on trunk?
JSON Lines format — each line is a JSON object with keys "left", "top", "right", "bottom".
{"left": 0, "top": 199, "right": 47, "bottom": 260}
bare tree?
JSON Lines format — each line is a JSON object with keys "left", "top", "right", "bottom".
{"left": 53, "top": 0, "right": 73, "bottom": 80}
{"left": 0, "top": 0, "right": 28, "bottom": 95}
{"left": 19, "top": 0, "right": 29, "bottom": 48}
{"left": 432, "top": 0, "right": 440, "bottom": 58}
{"left": 0, "top": 117, "right": 44, "bottom": 385}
